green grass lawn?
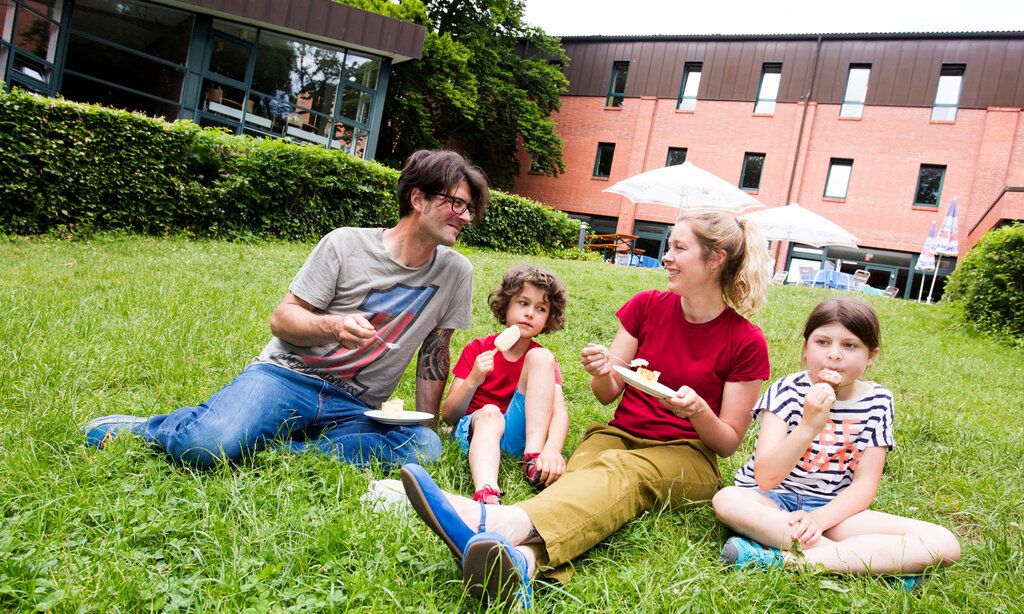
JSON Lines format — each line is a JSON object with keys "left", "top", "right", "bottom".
{"left": 1, "top": 235, "right": 1021, "bottom": 612}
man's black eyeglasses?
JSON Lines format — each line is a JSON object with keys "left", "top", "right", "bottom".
{"left": 429, "top": 192, "right": 473, "bottom": 218}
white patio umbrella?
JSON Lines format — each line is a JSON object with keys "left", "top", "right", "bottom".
{"left": 915, "top": 221, "right": 937, "bottom": 301}
{"left": 603, "top": 161, "right": 765, "bottom": 214}
{"left": 922, "top": 197, "right": 959, "bottom": 303}
{"left": 739, "top": 203, "right": 859, "bottom": 248}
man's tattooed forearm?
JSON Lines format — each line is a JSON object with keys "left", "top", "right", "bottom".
{"left": 417, "top": 328, "right": 453, "bottom": 381}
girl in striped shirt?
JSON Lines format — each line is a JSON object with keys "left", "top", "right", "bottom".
{"left": 713, "top": 298, "right": 959, "bottom": 585}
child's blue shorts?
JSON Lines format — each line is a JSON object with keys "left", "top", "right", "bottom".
{"left": 759, "top": 488, "right": 830, "bottom": 512}
{"left": 453, "top": 390, "right": 527, "bottom": 456}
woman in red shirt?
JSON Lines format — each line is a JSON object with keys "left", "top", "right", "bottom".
{"left": 401, "top": 210, "right": 771, "bottom": 609}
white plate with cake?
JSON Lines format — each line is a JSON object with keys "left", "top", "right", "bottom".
{"left": 613, "top": 365, "right": 678, "bottom": 400}
{"left": 365, "top": 398, "right": 434, "bottom": 425}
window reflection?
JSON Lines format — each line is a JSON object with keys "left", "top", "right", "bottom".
{"left": 61, "top": 71, "right": 179, "bottom": 117}
{"left": 212, "top": 20, "right": 255, "bottom": 43}
{"left": 63, "top": 0, "right": 191, "bottom": 118}
{"left": 343, "top": 53, "right": 379, "bottom": 88}
{"left": 65, "top": 33, "right": 185, "bottom": 100}
{"left": 23, "top": 0, "right": 60, "bottom": 19}
{"left": 340, "top": 87, "right": 371, "bottom": 124}
{"left": 15, "top": 5, "right": 58, "bottom": 60}
{"left": 14, "top": 52, "right": 48, "bottom": 81}
{"left": 2, "top": 1, "right": 15, "bottom": 42}
{"left": 253, "top": 33, "right": 344, "bottom": 117}
{"left": 209, "top": 35, "right": 252, "bottom": 83}
{"left": 71, "top": 0, "right": 191, "bottom": 64}
{"left": 332, "top": 124, "right": 367, "bottom": 156}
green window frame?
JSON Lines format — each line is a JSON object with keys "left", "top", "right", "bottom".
{"left": 914, "top": 164, "right": 946, "bottom": 207}
{"left": 606, "top": 61, "right": 628, "bottom": 108}
{"left": 192, "top": 18, "right": 385, "bottom": 157}
{"left": 840, "top": 64, "right": 870, "bottom": 118}
{"left": 931, "top": 64, "right": 964, "bottom": 121}
{"left": 594, "top": 142, "right": 615, "bottom": 177}
{"left": 753, "top": 63, "right": 781, "bottom": 114}
{"left": 824, "top": 158, "right": 853, "bottom": 198}
{"left": 1, "top": 0, "right": 65, "bottom": 95}
{"left": 676, "top": 62, "right": 701, "bottom": 111}
{"left": 62, "top": 0, "right": 195, "bottom": 121}
{"left": 666, "top": 147, "right": 687, "bottom": 166}
{"left": 740, "top": 152, "right": 765, "bottom": 191}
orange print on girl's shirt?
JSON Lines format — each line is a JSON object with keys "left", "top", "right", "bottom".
{"left": 800, "top": 419, "right": 864, "bottom": 473}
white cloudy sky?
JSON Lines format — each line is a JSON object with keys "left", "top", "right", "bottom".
{"left": 524, "top": 0, "right": 1023, "bottom": 36}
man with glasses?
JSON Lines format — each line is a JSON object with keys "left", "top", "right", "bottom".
{"left": 84, "top": 150, "right": 489, "bottom": 469}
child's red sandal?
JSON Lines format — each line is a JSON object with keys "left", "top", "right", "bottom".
{"left": 522, "top": 452, "right": 545, "bottom": 490}
{"left": 472, "top": 485, "right": 504, "bottom": 505}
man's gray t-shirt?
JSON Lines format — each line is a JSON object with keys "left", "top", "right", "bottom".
{"left": 257, "top": 227, "right": 473, "bottom": 408}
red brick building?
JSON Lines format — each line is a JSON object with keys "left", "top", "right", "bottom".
{"left": 513, "top": 32, "right": 1024, "bottom": 299}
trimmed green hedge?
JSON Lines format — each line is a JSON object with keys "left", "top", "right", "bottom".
{"left": 0, "top": 88, "right": 579, "bottom": 252}
{"left": 944, "top": 223, "right": 1024, "bottom": 347}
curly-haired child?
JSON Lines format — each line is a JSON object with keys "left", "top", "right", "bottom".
{"left": 441, "top": 265, "right": 569, "bottom": 504}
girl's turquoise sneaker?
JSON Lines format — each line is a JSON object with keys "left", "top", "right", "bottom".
{"left": 720, "top": 536, "right": 785, "bottom": 570}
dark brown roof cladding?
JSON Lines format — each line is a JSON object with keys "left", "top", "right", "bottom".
{"left": 559, "top": 33, "right": 1024, "bottom": 109}
{"left": 557, "top": 31, "right": 1024, "bottom": 42}
{"left": 168, "top": 0, "right": 426, "bottom": 62}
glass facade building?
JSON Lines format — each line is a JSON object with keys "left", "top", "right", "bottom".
{"left": 0, "top": 0, "right": 416, "bottom": 159}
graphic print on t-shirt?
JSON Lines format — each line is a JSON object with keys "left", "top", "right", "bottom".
{"left": 297, "top": 283, "right": 438, "bottom": 397}
{"left": 800, "top": 419, "right": 865, "bottom": 473}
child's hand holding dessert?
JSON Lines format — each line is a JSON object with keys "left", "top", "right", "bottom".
{"left": 801, "top": 369, "right": 839, "bottom": 434}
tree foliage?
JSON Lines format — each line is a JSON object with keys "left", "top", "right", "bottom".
{"left": 339, "top": 0, "right": 569, "bottom": 190}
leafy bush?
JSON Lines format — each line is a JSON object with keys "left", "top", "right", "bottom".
{"left": 944, "top": 223, "right": 1024, "bottom": 346}
{"left": 0, "top": 88, "right": 579, "bottom": 253}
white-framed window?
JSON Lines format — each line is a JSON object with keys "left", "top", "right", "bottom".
{"left": 754, "top": 63, "right": 781, "bottom": 114}
{"left": 931, "top": 64, "right": 964, "bottom": 121}
{"left": 840, "top": 64, "right": 870, "bottom": 118}
{"left": 824, "top": 158, "right": 853, "bottom": 198}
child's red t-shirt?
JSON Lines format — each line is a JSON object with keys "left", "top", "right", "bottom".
{"left": 452, "top": 333, "right": 563, "bottom": 415}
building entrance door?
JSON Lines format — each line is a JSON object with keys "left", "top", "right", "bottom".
{"left": 863, "top": 264, "right": 897, "bottom": 290}
{"left": 632, "top": 221, "right": 672, "bottom": 261}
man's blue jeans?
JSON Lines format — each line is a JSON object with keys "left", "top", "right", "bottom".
{"left": 138, "top": 363, "right": 441, "bottom": 469}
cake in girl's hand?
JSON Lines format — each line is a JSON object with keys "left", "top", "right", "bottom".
{"left": 815, "top": 368, "right": 842, "bottom": 390}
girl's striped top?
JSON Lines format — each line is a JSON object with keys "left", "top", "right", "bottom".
{"left": 734, "top": 371, "right": 894, "bottom": 499}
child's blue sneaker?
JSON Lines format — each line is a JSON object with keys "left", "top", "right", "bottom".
{"left": 720, "top": 536, "right": 785, "bottom": 569}
{"left": 887, "top": 575, "right": 924, "bottom": 592}
{"left": 83, "top": 415, "right": 148, "bottom": 448}
{"left": 463, "top": 531, "right": 533, "bottom": 609}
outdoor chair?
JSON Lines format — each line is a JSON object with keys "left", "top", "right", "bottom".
{"left": 883, "top": 286, "right": 899, "bottom": 298}
{"left": 771, "top": 271, "right": 789, "bottom": 285}
{"left": 852, "top": 269, "right": 871, "bottom": 291}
